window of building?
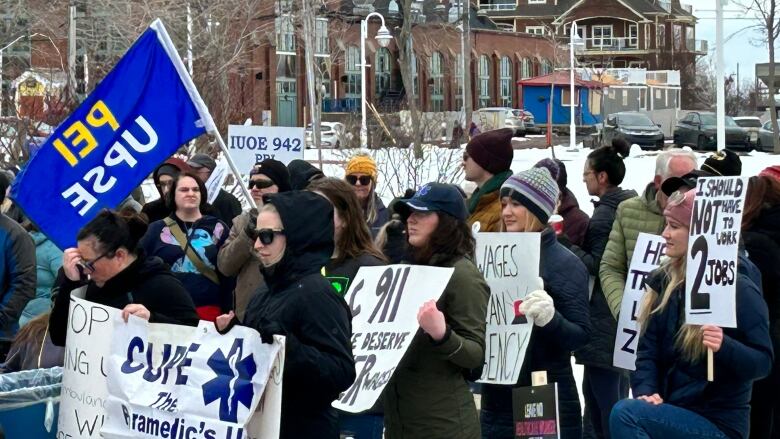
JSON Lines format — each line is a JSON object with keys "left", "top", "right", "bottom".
{"left": 628, "top": 24, "right": 638, "bottom": 48}
{"left": 622, "top": 89, "right": 628, "bottom": 106}
{"left": 528, "top": 0, "right": 547, "bottom": 4}
{"left": 345, "top": 46, "right": 361, "bottom": 97}
{"left": 525, "top": 26, "right": 546, "bottom": 35}
{"left": 657, "top": 24, "right": 666, "bottom": 48}
{"left": 430, "top": 52, "right": 444, "bottom": 112}
{"left": 673, "top": 24, "right": 682, "bottom": 51}
{"left": 375, "top": 47, "right": 392, "bottom": 97}
{"left": 315, "top": 18, "right": 329, "bottom": 56}
{"left": 521, "top": 57, "right": 532, "bottom": 79}
{"left": 628, "top": 61, "right": 644, "bottom": 68}
{"left": 592, "top": 25, "right": 613, "bottom": 48}
{"left": 540, "top": 59, "right": 552, "bottom": 75}
{"left": 562, "top": 88, "right": 579, "bottom": 106}
{"left": 500, "top": 56, "right": 512, "bottom": 107}
{"left": 455, "top": 53, "right": 464, "bottom": 111}
{"left": 478, "top": 55, "right": 491, "bottom": 109}
{"left": 411, "top": 52, "right": 419, "bottom": 96}
{"left": 685, "top": 26, "right": 694, "bottom": 51}
{"left": 275, "top": 15, "right": 296, "bottom": 54}
{"left": 644, "top": 24, "right": 650, "bottom": 49}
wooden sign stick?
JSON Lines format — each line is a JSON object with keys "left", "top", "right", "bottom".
{"left": 707, "top": 348, "right": 714, "bottom": 382}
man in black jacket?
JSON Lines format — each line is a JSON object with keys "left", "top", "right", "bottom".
{"left": 188, "top": 154, "right": 242, "bottom": 228}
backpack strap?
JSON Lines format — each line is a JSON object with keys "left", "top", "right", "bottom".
{"left": 163, "top": 217, "right": 220, "bottom": 285}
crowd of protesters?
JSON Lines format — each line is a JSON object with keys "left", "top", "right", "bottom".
{"left": 0, "top": 132, "right": 776, "bottom": 439}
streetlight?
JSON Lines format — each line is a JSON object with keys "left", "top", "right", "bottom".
{"left": 569, "top": 21, "right": 584, "bottom": 149}
{"left": 361, "top": 12, "right": 393, "bottom": 148}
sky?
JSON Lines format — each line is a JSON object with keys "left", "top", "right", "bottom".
{"left": 689, "top": 0, "right": 771, "bottom": 83}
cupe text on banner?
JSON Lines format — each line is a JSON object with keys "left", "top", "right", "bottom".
{"left": 613, "top": 233, "right": 666, "bottom": 370}
{"left": 476, "top": 232, "right": 543, "bottom": 385}
{"left": 333, "top": 264, "right": 454, "bottom": 413}
{"left": 685, "top": 176, "right": 748, "bottom": 328}
{"left": 10, "top": 20, "right": 213, "bottom": 249}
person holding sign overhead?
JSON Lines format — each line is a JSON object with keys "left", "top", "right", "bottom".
{"left": 216, "top": 191, "right": 355, "bottom": 439}
{"left": 140, "top": 172, "right": 233, "bottom": 322}
{"left": 610, "top": 189, "right": 773, "bottom": 439}
{"left": 480, "top": 167, "right": 591, "bottom": 439}
{"left": 382, "top": 182, "right": 489, "bottom": 439}
{"left": 49, "top": 209, "right": 199, "bottom": 347}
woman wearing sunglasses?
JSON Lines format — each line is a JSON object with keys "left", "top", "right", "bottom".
{"left": 480, "top": 167, "right": 590, "bottom": 439}
{"left": 610, "top": 189, "right": 772, "bottom": 439}
{"left": 141, "top": 172, "right": 233, "bottom": 322}
{"left": 382, "top": 182, "right": 489, "bottom": 439}
{"left": 344, "top": 154, "right": 389, "bottom": 236}
{"left": 49, "top": 209, "right": 199, "bottom": 347}
{"left": 217, "top": 159, "right": 290, "bottom": 321}
{"left": 216, "top": 191, "right": 355, "bottom": 439}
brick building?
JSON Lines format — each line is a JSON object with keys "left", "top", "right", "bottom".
{"left": 478, "top": 0, "right": 706, "bottom": 107}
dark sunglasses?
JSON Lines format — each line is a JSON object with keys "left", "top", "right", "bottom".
{"left": 248, "top": 179, "right": 276, "bottom": 190}
{"left": 249, "top": 228, "right": 285, "bottom": 245}
{"left": 78, "top": 250, "right": 114, "bottom": 273}
{"left": 346, "top": 175, "right": 372, "bottom": 186}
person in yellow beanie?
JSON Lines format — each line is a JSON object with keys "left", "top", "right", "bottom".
{"left": 344, "top": 153, "right": 389, "bottom": 236}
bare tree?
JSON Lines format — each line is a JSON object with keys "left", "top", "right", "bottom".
{"left": 396, "top": 0, "right": 424, "bottom": 158}
{"left": 735, "top": 0, "right": 780, "bottom": 153}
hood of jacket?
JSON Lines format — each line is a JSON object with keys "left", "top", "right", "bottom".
{"left": 262, "top": 191, "right": 334, "bottom": 289}
{"left": 100, "top": 252, "right": 172, "bottom": 299}
{"left": 558, "top": 188, "right": 580, "bottom": 215}
{"left": 288, "top": 159, "right": 324, "bottom": 190}
{"left": 640, "top": 182, "right": 662, "bottom": 215}
{"left": 31, "top": 231, "right": 49, "bottom": 247}
{"left": 749, "top": 203, "right": 780, "bottom": 243}
{"left": 594, "top": 187, "right": 637, "bottom": 210}
{"left": 152, "top": 158, "right": 190, "bottom": 196}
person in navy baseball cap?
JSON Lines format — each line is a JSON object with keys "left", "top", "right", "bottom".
{"left": 393, "top": 182, "right": 468, "bottom": 221}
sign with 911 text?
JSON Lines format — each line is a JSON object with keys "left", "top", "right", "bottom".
{"left": 685, "top": 176, "right": 748, "bottom": 328}
{"left": 226, "top": 125, "right": 304, "bottom": 173}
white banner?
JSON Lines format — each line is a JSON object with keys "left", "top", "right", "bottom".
{"left": 685, "top": 176, "right": 747, "bottom": 328}
{"left": 475, "top": 233, "right": 543, "bottom": 385}
{"left": 226, "top": 125, "right": 304, "bottom": 173}
{"left": 333, "top": 265, "right": 454, "bottom": 413}
{"left": 613, "top": 233, "right": 666, "bottom": 370}
{"left": 58, "top": 291, "right": 116, "bottom": 438}
{"left": 205, "top": 154, "right": 229, "bottom": 204}
{"left": 102, "top": 313, "right": 282, "bottom": 439}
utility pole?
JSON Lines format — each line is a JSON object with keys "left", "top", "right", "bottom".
{"left": 462, "top": 0, "right": 472, "bottom": 129}
{"left": 715, "top": 0, "right": 725, "bottom": 151}
{"left": 301, "top": 0, "right": 321, "bottom": 149}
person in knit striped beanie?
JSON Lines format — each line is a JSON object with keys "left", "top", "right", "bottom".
{"left": 500, "top": 166, "right": 560, "bottom": 226}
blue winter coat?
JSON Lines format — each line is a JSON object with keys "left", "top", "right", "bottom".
{"left": 0, "top": 214, "right": 35, "bottom": 340}
{"left": 634, "top": 268, "right": 774, "bottom": 439}
{"left": 19, "top": 232, "right": 62, "bottom": 326}
{"left": 481, "top": 228, "right": 591, "bottom": 439}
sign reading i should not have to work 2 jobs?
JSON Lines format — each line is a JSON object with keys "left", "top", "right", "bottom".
{"left": 686, "top": 176, "right": 748, "bottom": 328}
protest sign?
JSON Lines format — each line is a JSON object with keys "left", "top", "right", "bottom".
{"left": 512, "top": 383, "right": 560, "bottom": 439}
{"left": 102, "top": 314, "right": 282, "bottom": 439}
{"left": 58, "top": 294, "right": 117, "bottom": 438}
{"left": 205, "top": 155, "right": 229, "bottom": 204}
{"left": 10, "top": 20, "right": 214, "bottom": 249}
{"left": 613, "top": 233, "right": 666, "bottom": 370}
{"left": 247, "top": 335, "right": 285, "bottom": 439}
{"left": 226, "top": 125, "right": 304, "bottom": 174}
{"left": 686, "top": 176, "right": 748, "bottom": 328}
{"left": 333, "top": 265, "right": 454, "bottom": 413}
{"left": 475, "top": 233, "right": 543, "bottom": 385}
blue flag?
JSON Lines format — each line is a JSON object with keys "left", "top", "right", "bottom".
{"left": 10, "top": 20, "right": 214, "bottom": 249}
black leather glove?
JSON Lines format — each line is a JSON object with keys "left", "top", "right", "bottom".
{"left": 257, "top": 318, "right": 286, "bottom": 344}
{"left": 242, "top": 209, "right": 258, "bottom": 241}
{"left": 383, "top": 215, "right": 409, "bottom": 264}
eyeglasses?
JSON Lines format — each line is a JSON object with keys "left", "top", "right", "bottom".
{"left": 250, "top": 228, "right": 285, "bottom": 245}
{"left": 79, "top": 250, "right": 114, "bottom": 273}
{"left": 249, "top": 179, "right": 275, "bottom": 190}
{"left": 346, "top": 175, "right": 372, "bottom": 186}
{"left": 667, "top": 190, "right": 687, "bottom": 207}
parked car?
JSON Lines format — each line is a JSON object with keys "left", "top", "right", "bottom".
{"left": 733, "top": 116, "right": 762, "bottom": 146}
{"left": 516, "top": 109, "right": 542, "bottom": 134}
{"left": 673, "top": 112, "right": 750, "bottom": 151}
{"left": 756, "top": 119, "right": 780, "bottom": 152}
{"left": 473, "top": 107, "right": 526, "bottom": 136}
{"left": 600, "top": 111, "right": 664, "bottom": 150}
{"left": 305, "top": 122, "right": 347, "bottom": 149}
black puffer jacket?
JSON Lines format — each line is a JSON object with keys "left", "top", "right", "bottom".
{"left": 49, "top": 253, "right": 200, "bottom": 347}
{"left": 243, "top": 191, "right": 355, "bottom": 439}
{"left": 482, "top": 228, "right": 591, "bottom": 439}
{"left": 570, "top": 187, "right": 637, "bottom": 369}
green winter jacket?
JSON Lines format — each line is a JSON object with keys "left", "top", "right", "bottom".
{"left": 383, "top": 255, "right": 489, "bottom": 439}
{"left": 599, "top": 183, "right": 665, "bottom": 319}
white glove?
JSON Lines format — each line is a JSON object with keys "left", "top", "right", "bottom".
{"left": 519, "top": 290, "right": 555, "bottom": 327}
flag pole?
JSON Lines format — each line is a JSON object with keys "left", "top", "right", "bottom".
{"left": 150, "top": 19, "right": 256, "bottom": 209}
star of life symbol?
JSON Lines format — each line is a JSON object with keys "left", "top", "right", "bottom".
{"left": 202, "top": 338, "right": 257, "bottom": 422}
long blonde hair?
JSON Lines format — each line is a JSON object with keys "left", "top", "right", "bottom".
{"left": 638, "top": 256, "right": 705, "bottom": 363}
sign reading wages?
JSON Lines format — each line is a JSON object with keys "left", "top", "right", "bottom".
{"left": 475, "top": 233, "right": 543, "bottom": 385}
{"left": 333, "top": 265, "right": 454, "bottom": 413}
{"left": 686, "top": 176, "right": 748, "bottom": 328}
{"left": 226, "top": 125, "right": 304, "bottom": 174}
{"left": 613, "top": 233, "right": 666, "bottom": 370}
